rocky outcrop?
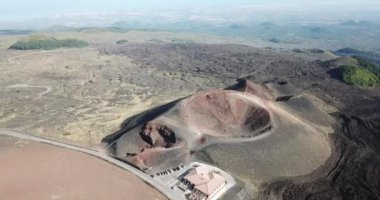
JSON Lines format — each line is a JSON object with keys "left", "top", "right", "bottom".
{"left": 139, "top": 123, "right": 177, "bottom": 149}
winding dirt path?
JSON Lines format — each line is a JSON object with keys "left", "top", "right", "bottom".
{"left": 7, "top": 48, "right": 95, "bottom": 64}
{"left": 6, "top": 84, "right": 52, "bottom": 96}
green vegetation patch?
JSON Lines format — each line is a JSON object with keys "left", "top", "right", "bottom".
{"left": 339, "top": 59, "right": 380, "bottom": 87}
{"left": 352, "top": 56, "right": 380, "bottom": 77}
{"left": 9, "top": 34, "right": 89, "bottom": 50}
{"left": 335, "top": 55, "right": 380, "bottom": 87}
{"left": 339, "top": 65, "right": 379, "bottom": 87}
{"left": 116, "top": 39, "right": 128, "bottom": 45}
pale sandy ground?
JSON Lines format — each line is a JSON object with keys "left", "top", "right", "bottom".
{"left": 0, "top": 45, "right": 193, "bottom": 146}
{"left": 0, "top": 31, "right": 336, "bottom": 146}
{"left": 0, "top": 138, "right": 166, "bottom": 200}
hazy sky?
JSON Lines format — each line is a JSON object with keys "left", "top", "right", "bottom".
{"left": 1, "top": 0, "right": 380, "bottom": 21}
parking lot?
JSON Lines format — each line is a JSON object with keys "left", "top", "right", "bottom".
{"left": 152, "top": 162, "right": 236, "bottom": 200}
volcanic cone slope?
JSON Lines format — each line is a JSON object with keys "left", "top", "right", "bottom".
{"left": 103, "top": 80, "right": 334, "bottom": 190}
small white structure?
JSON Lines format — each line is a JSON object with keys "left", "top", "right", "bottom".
{"left": 182, "top": 166, "right": 226, "bottom": 200}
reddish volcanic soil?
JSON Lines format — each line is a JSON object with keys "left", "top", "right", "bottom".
{"left": 0, "top": 141, "right": 165, "bottom": 200}
{"left": 183, "top": 90, "right": 271, "bottom": 137}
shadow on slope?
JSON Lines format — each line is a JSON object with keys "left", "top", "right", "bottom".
{"left": 102, "top": 98, "right": 183, "bottom": 145}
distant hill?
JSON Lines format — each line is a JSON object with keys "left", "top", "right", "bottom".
{"left": 0, "top": 29, "right": 33, "bottom": 36}
{"left": 334, "top": 48, "right": 380, "bottom": 64}
{"left": 45, "top": 25, "right": 75, "bottom": 32}
{"left": 322, "top": 57, "right": 358, "bottom": 68}
{"left": 9, "top": 35, "right": 89, "bottom": 50}
{"left": 340, "top": 20, "right": 372, "bottom": 27}
{"left": 75, "top": 27, "right": 127, "bottom": 33}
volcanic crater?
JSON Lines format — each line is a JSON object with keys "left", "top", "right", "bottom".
{"left": 182, "top": 90, "right": 272, "bottom": 138}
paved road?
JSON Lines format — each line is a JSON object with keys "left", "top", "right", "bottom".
{"left": 0, "top": 129, "right": 183, "bottom": 200}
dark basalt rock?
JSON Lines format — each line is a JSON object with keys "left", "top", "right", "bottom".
{"left": 260, "top": 101, "right": 380, "bottom": 200}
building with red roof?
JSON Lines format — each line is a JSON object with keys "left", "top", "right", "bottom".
{"left": 182, "top": 166, "right": 226, "bottom": 200}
